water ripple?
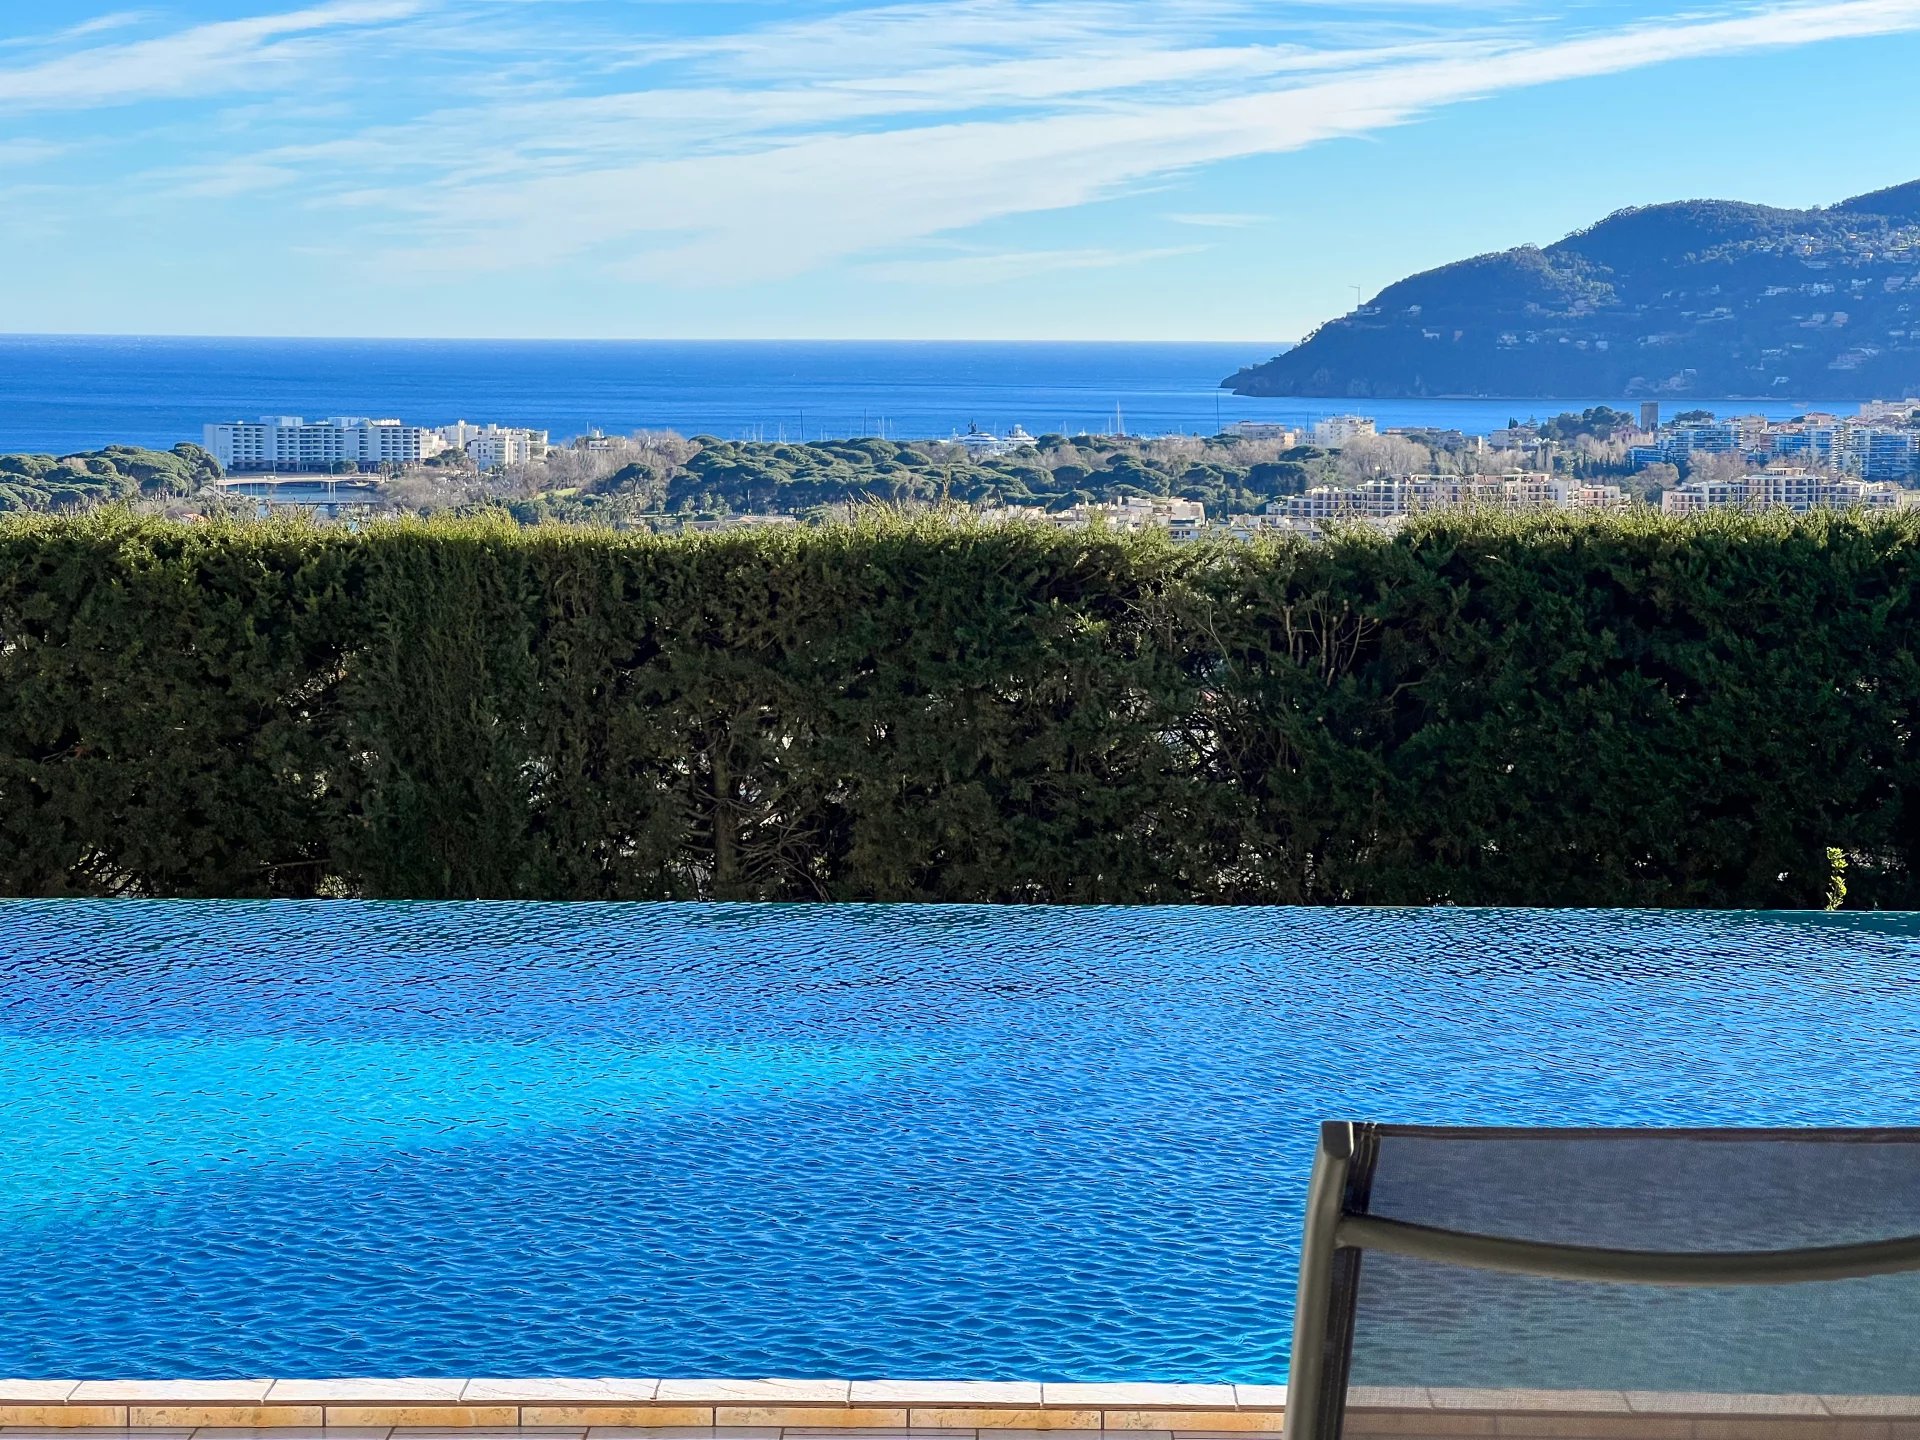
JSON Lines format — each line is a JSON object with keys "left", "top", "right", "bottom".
{"left": 1, "top": 902, "right": 1917, "bottom": 1382}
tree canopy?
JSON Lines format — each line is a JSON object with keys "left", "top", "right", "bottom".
{"left": 498, "top": 434, "right": 1334, "bottom": 525}
{"left": 0, "top": 444, "right": 222, "bottom": 513}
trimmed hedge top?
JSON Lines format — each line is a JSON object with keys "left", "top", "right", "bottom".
{"left": 2, "top": 508, "right": 1913, "bottom": 907}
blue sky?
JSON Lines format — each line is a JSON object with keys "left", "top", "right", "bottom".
{"left": 3, "top": 0, "right": 1920, "bottom": 340}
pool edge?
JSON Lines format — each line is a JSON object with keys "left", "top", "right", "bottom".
{"left": 4, "top": 1382, "right": 1919, "bottom": 1435}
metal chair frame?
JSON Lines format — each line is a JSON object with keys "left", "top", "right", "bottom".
{"left": 1284, "top": 1122, "right": 1920, "bottom": 1440}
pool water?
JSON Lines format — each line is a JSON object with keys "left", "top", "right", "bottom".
{"left": 3, "top": 902, "right": 1919, "bottom": 1381}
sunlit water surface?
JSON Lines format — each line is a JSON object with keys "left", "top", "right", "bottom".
{"left": 2, "top": 902, "right": 1917, "bottom": 1381}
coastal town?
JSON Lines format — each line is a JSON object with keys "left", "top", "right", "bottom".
{"left": 18, "top": 0, "right": 1920, "bottom": 1415}
{"left": 168, "top": 398, "right": 1920, "bottom": 537}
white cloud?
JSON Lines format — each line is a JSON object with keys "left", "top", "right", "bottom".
{"left": 863, "top": 245, "right": 1212, "bottom": 284}
{"left": 1166, "top": 212, "right": 1267, "bottom": 227}
{"left": 338, "top": 0, "right": 1920, "bottom": 285}
{"left": 0, "top": 11, "right": 153, "bottom": 50}
{"left": 14, "top": 0, "right": 1920, "bottom": 297}
{"left": 625, "top": 0, "right": 1260, "bottom": 76}
{"left": 0, "top": 0, "right": 432, "bottom": 112}
{"left": 0, "top": 139, "right": 70, "bottom": 166}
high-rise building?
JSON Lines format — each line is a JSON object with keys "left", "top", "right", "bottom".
{"left": 1856, "top": 428, "right": 1920, "bottom": 480}
{"left": 1661, "top": 469, "right": 1902, "bottom": 514}
{"left": 1640, "top": 402, "right": 1660, "bottom": 433}
{"left": 436, "top": 422, "right": 551, "bottom": 472}
{"left": 203, "top": 417, "right": 448, "bottom": 473}
{"left": 1309, "top": 414, "right": 1376, "bottom": 447}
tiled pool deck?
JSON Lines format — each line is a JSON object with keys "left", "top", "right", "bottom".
{"left": 4, "top": 1382, "right": 1920, "bottom": 1438}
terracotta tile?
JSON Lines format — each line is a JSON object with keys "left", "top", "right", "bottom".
{"left": 129, "top": 1407, "right": 323, "bottom": 1428}
{"left": 1826, "top": 1400, "right": 1920, "bottom": 1419}
{"left": 1432, "top": 1392, "right": 1627, "bottom": 1415}
{"left": 321, "top": 1408, "right": 520, "bottom": 1428}
{"left": 1042, "top": 1387, "right": 1233, "bottom": 1411}
{"left": 270, "top": 1382, "right": 467, "bottom": 1404}
{"left": 1103, "top": 1412, "right": 1284, "bottom": 1434}
{"left": 1351, "top": 1392, "right": 1438, "bottom": 1412}
{"left": 74, "top": 1383, "right": 273, "bottom": 1405}
{"left": 0, "top": 1407, "right": 129, "bottom": 1428}
{"left": 851, "top": 1385, "right": 1041, "bottom": 1408}
{"left": 463, "top": 1383, "right": 659, "bottom": 1404}
{"left": 711, "top": 1407, "right": 906, "bottom": 1428}
{"left": 909, "top": 1410, "right": 1103, "bottom": 1431}
{"left": 1623, "top": 1395, "right": 1826, "bottom": 1417}
{"left": 192, "top": 1429, "right": 390, "bottom": 1439}
{"left": 1827, "top": 1424, "right": 1896, "bottom": 1440}
{"left": 1342, "top": 1411, "right": 1496, "bottom": 1438}
{"left": 656, "top": 1381, "right": 849, "bottom": 1405}
{"left": 1231, "top": 1388, "right": 1289, "bottom": 1412}
{"left": 519, "top": 1408, "right": 715, "bottom": 1428}
{"left": 1494, "top": 1420, "right": 1691, "bottom": 1440}
{"left": 1485, "top": 1417, "right": 1645, "bottom": 1440}
{"left": 1692, "top": 1421, "right": 1858, "bottom": 1440}
{"left": 0, "top": 1384, "right": 80, "bottom": 1404}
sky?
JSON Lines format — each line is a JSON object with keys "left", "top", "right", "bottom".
{"left": 3, "top": 0, "right": 1920, "bottom": 340}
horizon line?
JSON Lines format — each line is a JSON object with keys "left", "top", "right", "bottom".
{"left": 0, "top": 331, "right": 1296, "bottom": 347}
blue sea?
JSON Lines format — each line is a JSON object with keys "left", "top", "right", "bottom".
{"left": 5, "top": 900, "right": 1920, "bottom": 1387}
{"left": 0, "top": 334, "right": 1863, "bottom": 454}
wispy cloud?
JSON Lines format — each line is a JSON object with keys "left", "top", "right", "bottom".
{"left": 0, "top": 0, "right": 432, "bottom": 112}
{"left": 11, "top": 0, "right": 1920, "bottom": 297}
{"left": 329, "top": 0, "right": 1920, "bottom": 284}
{"left": 864, "top": 245, "right": 1212, "bottom": 284}
{"left": 0, "top": 139, "right": 70, "bottom": 166}
{"left": 0, "top": 11, "right": 153, "bottom": 50}
{"left": 1166, "top": 212, "right": 1267, "bottom": 227}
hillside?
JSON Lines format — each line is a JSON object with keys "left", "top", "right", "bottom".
{"left": 1226, "top": 181, "right": 1920, "bottom": 399}
{"left": 502, "top": 434, "right": 1330, "bottom": 525}
{"left": 0, "top": 444, "right": 221, "bottom": 512}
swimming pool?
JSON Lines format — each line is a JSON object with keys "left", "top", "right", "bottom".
{"left": 4, "top": 902, "right": 1919, "bottom": 1382}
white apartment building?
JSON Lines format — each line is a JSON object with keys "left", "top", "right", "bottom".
{"left": 979, "top": 497, "right": 1206, "bottom": 536}
{"left": 1275, "top": 487, "right": 1355, "bottom": 522}
{"left": 1566, "top": 482, "right": 1631, "bottom": 510}
{"left": 204, "top": 416, "right": 448, "bottom": 473}
{"left": 436, "top": 422, "right": 551, "bottom": 472}
{"left": 1660, "top": 477, "right": 1751, "bottom": 514}
{"left": 1224, "top": 422, "right": 1302, "bottom": 444}
{"left": 1081, "top": 496, "right": 1206, "bottom": 535}
{"left": 1309, "top": 415, "right": 1376, "bottom": 448}
{"left": 1661, "top": 470, "right": 1903, "bottom": 514}
{"left": 1272, "top": 473, "right": 1623, "bottom": 526}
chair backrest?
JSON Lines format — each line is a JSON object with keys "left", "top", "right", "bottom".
{"left": 1284, "top": 1122, "right": 1920, "bottom": 1440}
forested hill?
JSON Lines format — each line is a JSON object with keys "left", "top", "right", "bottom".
{"left": 0, "top": 444, "right": 221, "bottom": 512}
{"left": 1226, "top": 180, "right": 1920, "bottom": 400}
{"left": 505, "top": 434, "right": 1329, "bottom": 525}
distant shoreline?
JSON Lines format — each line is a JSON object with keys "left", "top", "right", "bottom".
{"left": 0, "top": 334, "right": 1861, "bottom": 456}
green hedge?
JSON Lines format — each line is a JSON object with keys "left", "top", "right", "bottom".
{"left": 3, "top": 509, "right": 1915, "bottom": 907}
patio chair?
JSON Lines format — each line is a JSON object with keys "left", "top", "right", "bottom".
{"left": 1284, "top": 1122, "right": 1920, "bottom": 1440}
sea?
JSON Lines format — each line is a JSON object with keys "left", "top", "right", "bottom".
{"left": 0, "top": 334, "right": 1866, "bottom": 455}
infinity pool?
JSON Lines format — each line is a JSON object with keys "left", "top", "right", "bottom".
{"left": 4, "top": 902, "right": 1919, "bottom": 1382}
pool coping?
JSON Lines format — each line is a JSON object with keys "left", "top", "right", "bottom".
{"left": 5, "top": 1381, "right": 1920, "bottom": 1434}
